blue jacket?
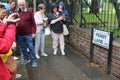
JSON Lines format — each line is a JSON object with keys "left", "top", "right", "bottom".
{"left": 59, "top": 1, "right": 69, "bottom": 19}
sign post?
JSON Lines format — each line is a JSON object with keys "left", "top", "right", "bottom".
{"left": 90, "top": 28, "right": 113, "bottom": 74}
{"left": 89, "top": 29, "right": 94, "bottom": 62}
{"left": 107, "top": 32, "right": 113, "bottom": 74}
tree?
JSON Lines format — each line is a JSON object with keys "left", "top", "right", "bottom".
{"left": 90, "top": 0, "right": 99, "bottom": 13}
{"left": 111, "top": 0, "right": 120, "bottom": 28}
{"left": 0, "top": 0, "right": 6, "bottom": 2}
{"left": 33, "top": 0, "right": 36, "bottom": 12}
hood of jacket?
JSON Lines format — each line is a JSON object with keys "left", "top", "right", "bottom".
{"left": 59, "top": 1, "right": 65, "bottom": 8}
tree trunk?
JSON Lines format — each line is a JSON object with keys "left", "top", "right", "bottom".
{"left": 112, "top": 1, "right": 120, "bottom": 28}
{"left": 28, "top": 0, "right": 33, "bottom": 7}
{"left": 33, "top": 0, "right": 36, "bottom": 12}
{"left": 90, "top": 0, "right": 99, "bottom": 13}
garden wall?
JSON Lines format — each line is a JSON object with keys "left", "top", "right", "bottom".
{"left": 68, "top": 25, "right": 120, "bottom": 77}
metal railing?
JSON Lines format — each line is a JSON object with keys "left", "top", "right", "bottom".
{"left": 32, "top": 0, "right": 120, "bottom": 38}
{"left": 66, "top": 0, "right": 120, "bottom": 38}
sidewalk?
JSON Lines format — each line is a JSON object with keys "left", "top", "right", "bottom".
{"left": 16, "top": 35, "right": 116, "bottom": 80}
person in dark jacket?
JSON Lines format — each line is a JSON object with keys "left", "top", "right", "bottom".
{"left": 48, "top": 3, "right": 66, "bottom": 55}
{"left": 17, "top": 0, "right": 37, "bottom": 68}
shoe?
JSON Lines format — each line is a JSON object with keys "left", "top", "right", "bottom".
{"left": 22, "top": 59, "right": 30, "bottom": 65}
{"left": 61, "top": 50, "right": 65, "bottom": 55}
{"left": 13, "top": 56, "right": 19, "bottom": 60}
{"left": 53, "top": 49, "right": 57, "bottom": 55}
{"left": 32, "top": 61, "right": 37, "bottom": 68}
{"left": 41, "top": 53, "right": 48, "bottom": 57}
{"left": 15, "top": 74, "right": 22, "bottom": 79}
{"left": 36, "top": 54, "right": 40, "bottom": 59}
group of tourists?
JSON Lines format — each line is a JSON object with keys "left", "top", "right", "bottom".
{"left": 0, "top": 0, "right": 69, "bottom": 80}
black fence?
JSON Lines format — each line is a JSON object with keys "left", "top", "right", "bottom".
{"left": 31, "top": 0, "right": 120, "bottom": 38}
{"left": 66, "top": 0, "right": 120, "bottom": 38}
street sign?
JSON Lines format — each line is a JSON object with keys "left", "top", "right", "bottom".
{"left": 92, "top": 28, "right": 110, "bottom": 49}
{"left": 90, "top": 28, "right": 113, "bottom": 74}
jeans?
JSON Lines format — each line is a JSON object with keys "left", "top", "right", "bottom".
{"left": 18, "top": 35, "right": 37, "bottom": 62}
{"left": 35, "top": 32, "right": 45, "bottom": 55}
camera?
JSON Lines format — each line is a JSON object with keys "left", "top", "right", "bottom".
{"left": 13, "top": 13, "right": 19, "bottom": 19}
{"left": 18, "top": 8, "right": 22, "bottom": 14}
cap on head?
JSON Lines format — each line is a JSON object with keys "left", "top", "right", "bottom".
{"left": 51, "top": 3, "right": 58, "bottom": 12}
{"left": 52, "top": 3, "right": 58, "bottom": 8}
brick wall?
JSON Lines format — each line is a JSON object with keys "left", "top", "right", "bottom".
{"left": 68, "top": 26, "right": 120, "bottom": 76}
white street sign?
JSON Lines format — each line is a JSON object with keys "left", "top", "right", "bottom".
{"left": 92, "top": 28, "right": 110, "bottom": 49}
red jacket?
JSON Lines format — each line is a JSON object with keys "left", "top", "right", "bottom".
{"left": 0, "top": 24, "right": 16, "bottom": 54}
{"left": 0, "top": 23, "right": 16, "bottom": 80}
{"left": 17, "top": 10, "right": 36, "bottom": 36}
{"left": 0, "top": 57, "right": 10, "bottom": 80}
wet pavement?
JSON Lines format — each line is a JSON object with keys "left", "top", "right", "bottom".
{"left": 16, "top": 35, "right": 116, "bottom": 80}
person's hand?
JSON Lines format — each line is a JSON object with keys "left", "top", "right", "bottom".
{"left": 3, "top": 13, "right": 20, "bottom": 23}
{"left": 11, "top": 42, "right": 16, "bottom": 49}
{"left": 7, "top": 13, "right": 20, "bottom": 22}
{"left": 32, "top": 33, "right": 35, "bottom": 38}
{"left": 43, "top": 17, "right": 48, "bottom": 22}
{"left": 58, "top": 15, "right": 65, "bottom": 21}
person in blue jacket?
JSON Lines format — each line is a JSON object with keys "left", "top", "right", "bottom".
{"left": 2, "top": 2, "right": 11, "bottom": 11}
{"left": 58, "top": 1, "right": 69, "bottom": 19}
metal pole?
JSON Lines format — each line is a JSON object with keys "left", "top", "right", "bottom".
{"left": 80, "top": 0, "right": 82, "bottom": 27}
{"left": 107, "top": 32, "right": 113, "bottom": 74}
{"left": 70, "top": 0, "right": 74, "bottom": 24}
{"left": 89, "top": 28, "right": 94, "bottom": 62}
{"left": 33, "top": 0, "right": 36, "bottom": 13}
